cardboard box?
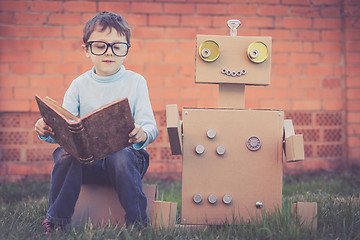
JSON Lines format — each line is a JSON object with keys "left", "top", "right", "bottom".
{"left": 166, "top": 104, "right": 182, "bottom": 155}
{"left": 152, "top": 201, "right": 177, "bottom": 229}
{"left": 181, "top": 108, "right": 284, "bottom": 224}
{"left": 72, "top": 184, "right": 157, "bottom": 226}
{"left": 285, "top": 135, "right": 305, "bottom": 162}
{"left": 292, "top": 202, "right": 317, "bottom": 231}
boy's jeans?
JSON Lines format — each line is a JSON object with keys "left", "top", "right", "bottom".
{"left": 46, "top": 146, "right": 149, "bottom": 226}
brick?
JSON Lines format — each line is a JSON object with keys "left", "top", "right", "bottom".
{"left": 30, "top": 1, "right": 63, "bottom": 12}
{"left": 305, "top": 65, "right": 334, "bottom": 76}
{"left": 290, "top": 53, "right": 320, "bottom": 64}
{"left": 322, "top": 78, "right": 341, "bottom": 89}
{"left": 149, "top": 15, "right": 180, "bottom": 26}
{"left": 149, "top": 87, "right": 180, "bottom": 100}
{"left": 290, "top": 6, "right": 320, "bottom": 17}
{"left": 145, "top": 64, "right": 177, "bottom": 76}
{"left": 306, "top": 89, "right": 343, "bottom": 100}
{"left": 64, "top": 51, "right": 87, "bottom": 63}
{"left": 127, "top": 52, "right": 162, "bottom": 64}
{"left": 165, "top": 27, "right": 196, "bottom": 39}
{"left": 347, "top": 101, "right": 360, "bottom": 111}
{"left": 346, "top": 77, "right": 360, "bottom": 87}
{"left": 0, "top": 26, "right": 28, "bottom": 37}
{"left": 271, "top": 53, "right": 289, "bottom": 64}
{"left": 12, "top": 63, "right": 43, "bottom": 75}
{"left": 145, "top": 40, "right": 176, "bottom": 52}
{"left": 14, "top": 13, "right": 47, "bottom": 24}
{"left": 14, "top": 87, "right": 46, "bottom": 100}
{"left": 321, "top": 7, "right": 341, "bottom": 17}
{"left": 313, "top": 0, "right": 341, "bottom": 5}
{"left": 347, "top": 89, "right": 360, "bottom": 100}
{"left": 0, "top": 88, "right": 12, "bottom": 100}
{"left": 132, "top": 2, "right": 163, "bottom": 14}
{"left": 30, "top": 26, "right": 62, "bottom": 38}
{"left": 246, "top": 87, "right": 274, "bottom": 99}
{"left": 132, "top": 27, "right": 164, "bottom": 39}
{"left": 292, "top": 30, "right": 320, "bottom": 40}
{"left": 31, "top": 76, "right": 64, "bottom": 87}
{"left": 64, "top": 26, "right": 83, "bottom": 38}
{"left": 0, "top": 12, "right": 14, "bottom": 24}
{"left": 314, "top": 18, "right": 342, "bottom": 29}
{"left": 98, "top": 2, "right": 131, "bottom": 13}
{"left": 180, "top": 85, "right": 213, "bottom": 100}
{"left": 121, "top": 14, "right": 147, "bottom": 26}
{"left": 292, "top": 100, "right": 321, "bottom": 110}
{"left": 178, "top": 40, "right": 195, "bottom": 52}
{"left": 348, "top": 112, "right": 360, "bottom": 123}
{"left": 30, "top": 51, "right": 62, "bottom": 63}
{"left": 0, "top": 63, "right": 9, "bottom": 74}
{"left": 165, "top": 52, "right": 193, "bottom": 64}
{"left": 282, "top": 0, "right": 310, "bottom": 5}
{"left": 283, "top": 17, "right": 312, "bottom": 29}
{"left": 323, "top": 100, "right": 343, "bottom": 111}
{"left": 260, "top": 100, "right": 291, "bottom": 110}
{"left": 164, "top": 3, "right": 195, "bottom": 14}
{"left": 345, "top": 41, "right": 360, "bottom": 52}
{"left": 0, "top": 76, "right": 30, "bottom": 87}
{"left": 275, "top": 89, "right": 304, "bottom": 99}
{"left": 321, "top": 53, "right": 342, "bottom": 64}
{"left": 259, "top": 5, "right": 289, "bottom": 16}
{"left": 228, "top": 4, "right": 258, "bottom": 15}
{"left": 196, "top": 4, "right": 227, "bottom": 15}
{"left": 0, "top": 100, "right": 30, "bottom": 111}
{"left": 273, "top": 65, "right": 303, "bottom": 76}
{"left": 10, "top": 39, "right": 43, "bottom": 51}
{"left": 244, "top": 17, "right": 275, "bottom": 28}
{"left": 49, "top": 14, "right": 81, "bottom": 25}
{"left": 0, "top": 52, "right": 29, "bottom": 63}
{"left": 0, "top": 1, "right": 28, "bottom": 11}
{"left": 64, "top": 1, "right": 97, "bottom": 12}
{"left": 44, "top": 39, "right": 81, "bottom": 51}
{"left": 181, "top": 15, "right": 212, "bottom": 27}
{"left": 45, "top": 63, "right": 78, "bottom": 75}
{"left": 260, "top": 29, "right": 291, "bottom": 40}
{"left": 164, "top": 76, "right": 195, "bottom": 88}
{"left": 345, "top": 29, "right": 360, "bottom": 40}
{"left": 321, "top": 30, "right": 342, "bottom": 41}
{"left": 345, "top": 65, "right": 360, "bottom": 76}
{"left": 313, "top": 42, "right": 342, "bottom": 53}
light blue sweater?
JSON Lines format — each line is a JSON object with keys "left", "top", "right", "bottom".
{"left": 41, "top": 66, "right": 158, "bottom": 150}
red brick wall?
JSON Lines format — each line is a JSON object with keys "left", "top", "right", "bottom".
{"left": 0, "top": 0, "right": 359, "bottom": 182}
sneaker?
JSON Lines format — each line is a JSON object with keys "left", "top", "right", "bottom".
{"left": 42, "top": 219, "right": 54, "bottom": 235}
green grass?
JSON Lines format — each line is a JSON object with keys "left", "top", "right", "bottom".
{"left": 1, "top": 171, "right": 360, "bottom": 239}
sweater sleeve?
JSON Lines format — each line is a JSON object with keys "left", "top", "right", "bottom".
{"left": 132, "top": 77, "right": 158, "bottom": 150}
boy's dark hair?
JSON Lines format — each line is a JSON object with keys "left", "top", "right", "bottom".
{"left": 83, "top": 11, "right": 131, "bottom": 44}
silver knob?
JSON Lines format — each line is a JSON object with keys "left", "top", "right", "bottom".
{"left": 208, "top": 194, "right": 218, "bottom": 204}
{"left": 195, "top": 145, "right": 205, "bottom": 155}
{"left": 216, "top": 146, "right": 226, "bottom": 156}
{"left": 207, "top": 129, "right": 216, "bottom": 139}
{"left": 193, "top": 194, "right": 203, "bottom": 204}
{"left": 223, "top": 195, "right": 232, "bottom": 204}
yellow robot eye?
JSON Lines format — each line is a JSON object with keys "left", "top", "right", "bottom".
{"left": 199, "top": 40, "right": 220, "bottom": 62}
{"left": 247, "top": 41, "right": 269, "bottom": 63}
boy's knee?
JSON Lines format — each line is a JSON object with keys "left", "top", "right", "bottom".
{"left": 53, "top": 147, "right": 76, "bottom": 165}
{"left": 106, "top": 148, "right": 135, "bottom": 170}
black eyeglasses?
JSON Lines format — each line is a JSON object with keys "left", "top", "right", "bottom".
{"left": 86, "top": 41, "right": 131, "bottom": 57}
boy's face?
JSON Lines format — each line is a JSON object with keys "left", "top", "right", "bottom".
{"left": 84, "top": 26, "right": 127, "bottom": 77}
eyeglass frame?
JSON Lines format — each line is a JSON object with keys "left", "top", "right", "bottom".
{"left": 86, "top": 41, "right": 131, "bottom": 57}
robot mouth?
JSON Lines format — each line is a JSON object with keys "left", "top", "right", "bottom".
{"left": 221, "top": 68, "right": 247, "bottom": 77}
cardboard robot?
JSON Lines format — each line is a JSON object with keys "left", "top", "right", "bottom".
{"left": 167, "top": 20, "right": 305, "bottom": 225}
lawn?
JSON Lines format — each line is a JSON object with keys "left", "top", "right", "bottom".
{"left": 1, "top": 171, "right": 359, "bottom": 239}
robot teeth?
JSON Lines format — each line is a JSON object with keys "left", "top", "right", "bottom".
{"left": 221, "top": 68, "right": 246, "bottom": 77}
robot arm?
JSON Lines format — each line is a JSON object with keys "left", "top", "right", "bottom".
{"left": 283, "top": 120, "right": 305, "bottom": 162}
{"left": 166, "top": 104, "right": 183, "bottom": 155}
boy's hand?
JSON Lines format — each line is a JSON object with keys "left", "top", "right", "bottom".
{"left": 129, "top": 124, "right": 147, "bottom": 144}
{"left": 35, "top": 118, "right": 54, "bottom": 138}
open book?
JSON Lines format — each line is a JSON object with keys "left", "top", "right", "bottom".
{"left": 35, "top": 95, "right": 134, "bottom": 164}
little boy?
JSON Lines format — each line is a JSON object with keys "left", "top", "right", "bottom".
{"left": 35, "top": 11, "right": 158, "bottom": 234}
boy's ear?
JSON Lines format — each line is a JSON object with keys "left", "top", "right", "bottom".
{"left": 82, "top": 44, "right": 90, "bottom": 58}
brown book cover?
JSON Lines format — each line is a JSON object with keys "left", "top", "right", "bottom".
{"left": 35, "top": 95, "right": 134, "bottom": 164}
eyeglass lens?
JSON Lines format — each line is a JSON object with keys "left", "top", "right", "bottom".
{"left": 90, "top": 42, "right": 129, "bottom": 57}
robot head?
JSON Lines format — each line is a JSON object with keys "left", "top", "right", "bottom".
{"left": 195, "top": 22, "right": 272, "bottom": 86}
